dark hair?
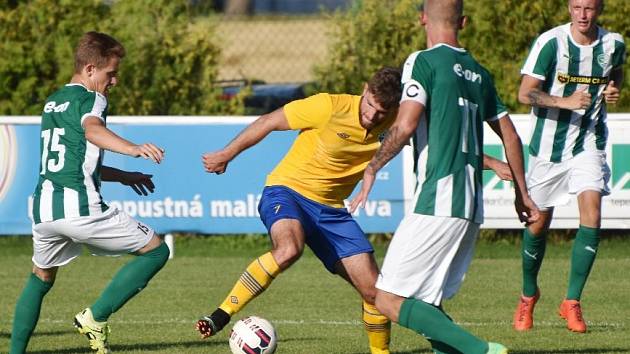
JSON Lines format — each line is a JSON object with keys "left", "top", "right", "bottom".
{"left": 367, "top": 67, "right": 402, "bottom": 111}
{"left": 74, "top": 31, "right": 126, "bottom": 73}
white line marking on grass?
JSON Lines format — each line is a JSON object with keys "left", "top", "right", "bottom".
{"left": 29, "top": 318, "right": 625, "bottom": 329}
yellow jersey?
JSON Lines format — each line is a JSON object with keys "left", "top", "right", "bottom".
{"left": 265, "top": 93, "right": 392, "bottom": 208}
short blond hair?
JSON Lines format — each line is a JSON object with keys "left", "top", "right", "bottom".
{"left": 424, "top": 0, "right": 463, "bottom": 29}
{"left": 74, "top": 31, "right": 125, "bottom": 73}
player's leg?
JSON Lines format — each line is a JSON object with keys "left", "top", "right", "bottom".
{"left": 514, "top": 154, "right": 568, "bottom": 331}
{"left": 376, "top": 215, "right": 503, "bottom": 354}
{"left": 11, "top": 222, "right": 81, "bottom": 354}
{"left": 560, "top": 151, "right": 609, "bottom": 332}
{"left": 513, "top": 209, "right": 552, "bottom": 331}
{"left": 61, "top": 208, "right": 167, "bottom": 353}
{"left": 88, "top": 233, "right": 169, "bottom": 321}
{"left": 336, "top": 253, "right": 390, "bottom": 354}
{"left": 197, "top": 186, "right": 305, "bottom": 338}
{"left": 308, "top": 202, "right": 389, "bottom": 354}
{"left": 568, "top": 190, "right": 601, "bottom": 301}
{"left": 558, "top": 190, "right": 602, "bottom": 333}
{"left": 10, "top": 266, "right": 57, "bottom": 354}
{"left": 376, "top": 289, "right": 503, "bottom": 354}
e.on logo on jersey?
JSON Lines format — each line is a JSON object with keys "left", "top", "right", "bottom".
{"left": 453, "top": 63, "right": 482, "bottom": 84}
{"left": 0, "top": 125, "right": 17, "bottom": 202}
{"left": 43, "top": 101, "right": 70, "bottom": 113}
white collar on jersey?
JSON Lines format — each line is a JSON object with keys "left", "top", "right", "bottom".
{"left": 426, "top": 43, "right": 467, "bottom": 53}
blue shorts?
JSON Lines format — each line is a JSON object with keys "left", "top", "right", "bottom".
{"left": 258, "top": 185, "right": 373, "bottom": 273}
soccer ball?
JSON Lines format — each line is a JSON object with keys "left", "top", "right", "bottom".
{"left": 229, "top": 316, "right": 277, "bottom": 354}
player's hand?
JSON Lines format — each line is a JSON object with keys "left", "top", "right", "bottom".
{"left": 515, "top": 195, "right": 540, "bottom": 225}
{"left": 492, "top": 161, "right": 513, "bottom": 181}
{"left": 348, "top": 168, "right": 376, "bottom": 213}
{"left": 202, "top": 150, "right": 230, "bottom": 174}
{"left": 563, "top": 87, "right": 591, "bottom": 110}
{"left": 119, "top": 172, "right": 156, "bottom": 196}
{"left": 131, "top": 143, "right": 165, "bottom": 164}
{"left": 603, "top": 80, "right": 620, "bottom": 104}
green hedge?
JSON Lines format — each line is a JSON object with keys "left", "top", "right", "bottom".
{"left": 0, "top": 0, "right": 245, "bottom": 115}
{"left": 315, "top": 0, "right": 630, "bottom": 113}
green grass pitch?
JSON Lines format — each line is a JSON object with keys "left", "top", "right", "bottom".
{"left": 0, "top": 235, "right": 628, "bottom": 353}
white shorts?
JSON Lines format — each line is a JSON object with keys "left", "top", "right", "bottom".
{"left": 376, "top": 214, "right": 479, "bottom": 306}
{"left": 527, "top": 150, "right": 610, "bottom": 210}
{"left": 31, "top": 207, "right": 154, "bottom": 269}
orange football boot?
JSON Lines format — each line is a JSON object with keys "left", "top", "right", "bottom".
{"left": 513, "top": 290, "right": 540, "bottom": 331}
{"left": 559, "top": 299, "right": 587, "bottom": 333}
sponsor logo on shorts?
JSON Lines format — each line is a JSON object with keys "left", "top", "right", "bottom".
{"left": 274, "top": 204, "right": 281, "bottom": 214}
{"left": 584, "top": 246, "right": 597, "bottom": 254}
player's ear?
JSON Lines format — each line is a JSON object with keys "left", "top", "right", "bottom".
{"left": 362, "top": 83, "right": 369, "bottom": 96}
{"left": 419, "top": 11, "right": 427, "bottom": 26}
{"left": 459, "top": 15, "right": 468, "bottom": 30}
{"left": 84, "top": 63, "right": 96, "bottom": 77}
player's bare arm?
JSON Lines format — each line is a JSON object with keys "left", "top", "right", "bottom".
{"left": 483, "top": 154, "right": 513, "bottom": 181}
{"left": 83, "top": 116, "right": 164, "bottom": 163}
{"left": 487, "top": 116, "right": 539, "bottom": 224}
{"left": 603, "top": 67, "right": 624, "bottom": 104}
{"left": 202, "top": 108, "right": 291, "bottom": 174}
{"left": 101, "top": 166, "right": 155, "bottom": 196}
{"left": 349, "top": 100, "right": 424, "bottom": 213}
{"left": 519, "top": 75, "right": 591, "bottom": 110}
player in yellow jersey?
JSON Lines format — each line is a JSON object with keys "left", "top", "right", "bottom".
{"left": 196, "top": 67, "right": 511, "bottom": 354}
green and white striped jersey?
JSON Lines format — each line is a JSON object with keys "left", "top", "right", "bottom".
{"left": 401, "top": 44, "right": 507, "bottom": 224}
{"left": 522, "top": 23, "right": 626, "bottom": 162}
{"left": 32, "top": 83, "right": 109, "bottom": 224}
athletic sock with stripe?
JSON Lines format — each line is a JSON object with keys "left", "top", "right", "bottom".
{"left": 219, "top": 252, "right": 281, "bottom": 315}
{"left": 567, "top": 225, "right": 600, "bottom": 300}
{"left": 10, "top": 273, "right": 53, "bottom": 354}
{"left": 398, "top": 298, "right": 488, "bottom": 354}
{"left": 521, "top": 228, "right": 546, "bottom": 297}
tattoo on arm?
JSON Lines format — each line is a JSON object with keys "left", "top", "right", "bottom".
{"left": 527, "top": 88, "right": 557, "bottom": 108}
{"left": 368, "top": 125, "right": 408, "bottom": 173}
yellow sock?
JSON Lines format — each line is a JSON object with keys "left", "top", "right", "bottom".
{"left": 363, "top": 301, "right": 391, "bottom": 354}
{"left": 219, "top": 252, "right": 281, "bottom": 315}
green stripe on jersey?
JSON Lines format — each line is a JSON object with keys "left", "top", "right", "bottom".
{"left": 550, "top": 39, "right": 580, "bottom": 162}
{"left": 52, "top": 183, "right": 65, "bottom": 220}
{"left": 529, "top": 39, "right": 557, "bottom": 157}
{"left": 573, "top": 43, "right": 604, "bottom": 155}
{"left": 451, "top": 169, "right": 466, "bottom": 218}
{"left": 415, "top": 178, "right": 436, "bottom": 216}
{"left": 32, "top": 180, "right": 43, "bottom": 224}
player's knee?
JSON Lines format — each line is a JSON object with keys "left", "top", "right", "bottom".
{"left": 271, "top": 243, "right": 303, "bottom": 270}
{"left": 152, "top": 241, "right": 170, "bottom": 265}
{"left": 374, "top": 294, "right": 396, "bottom": 321}
{"left": 358, "top": 286, "right": 377, "bottom": 304}
{"left": 33, "top": 266, "right": 57, "bottom": 284}
{"left": 528, "top": 217, "right": 551, "bottom": 236}
{"left": 580, "top": 210, "right": 601, "bottom": 228}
